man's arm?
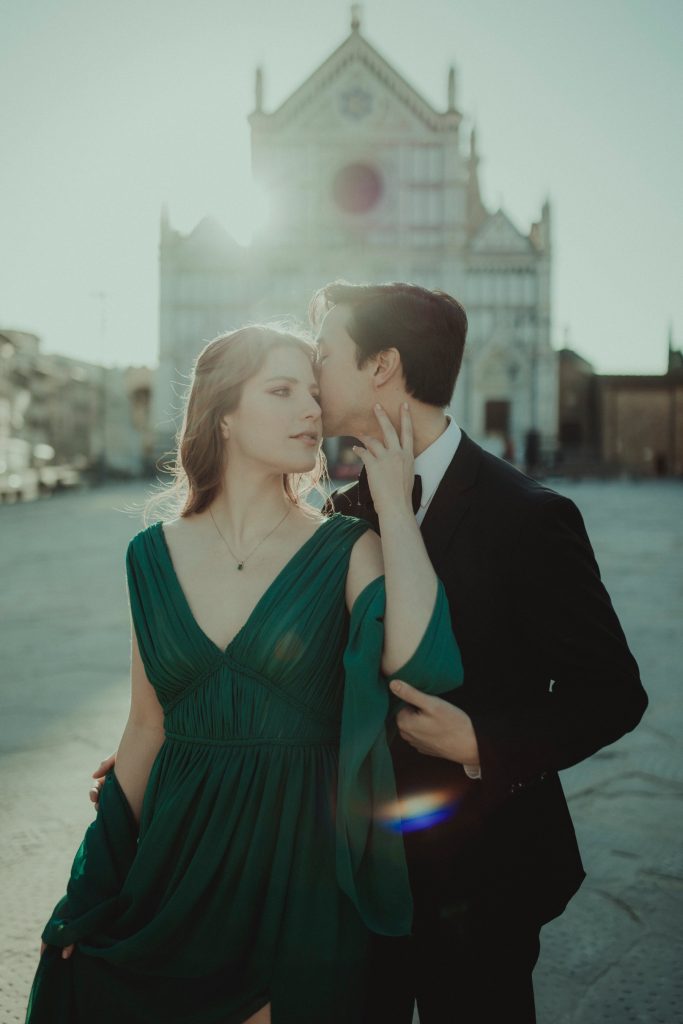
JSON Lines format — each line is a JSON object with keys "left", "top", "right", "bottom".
{"left": 90, "top": 754, "right": 116, "bottom": 807}
{"left": 469, "top": 494, "right": 648, "bottom": 790}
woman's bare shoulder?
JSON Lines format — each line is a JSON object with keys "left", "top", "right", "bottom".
{"left": 159, "top": 514, "right": 209, "bottom": 549}
{"left": 160, "top": 514, "right": 196, "bottom": 535}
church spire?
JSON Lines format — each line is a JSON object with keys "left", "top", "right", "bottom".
{"left": 448, "top": 66, "right": 456, "bottom": 111}
{"left": 160, "top": 202, "right": 170, "bottom": 243}
{"left": 254, "top": 66, "right": 263, "bottom": 113}
{"left": 350, "top": 3, "right": 361, "bottom": 32}
{"left": 667, "top": 323, "right": 683, "bottom": 373}
{"left": 470, "top": 124, "right": 478, "bottom": 160}
{"left": 466, "top": 124, "right": 487, "bottom": 234}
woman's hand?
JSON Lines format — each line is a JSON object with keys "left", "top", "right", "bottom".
{"left": 40, "top": 940, "right": 75, "bottom": 959}
{"left": 353, "top": 403, "right": 414, "bottom": 519}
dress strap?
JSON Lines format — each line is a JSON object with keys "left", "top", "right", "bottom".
{"left": 125, "top": 524, "right": 220, "bottom": 693}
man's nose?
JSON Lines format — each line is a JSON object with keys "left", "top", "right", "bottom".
{"left": 304, "top": 396, "right": 322, "bottom": 419}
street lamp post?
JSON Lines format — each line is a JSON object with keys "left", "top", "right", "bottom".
{"left": 90, "top": 290, "right": 108, "bottom": 485}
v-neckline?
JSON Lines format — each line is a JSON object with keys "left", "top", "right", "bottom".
{"left": 153, "top": 515, "right": 337, "bottom": 657}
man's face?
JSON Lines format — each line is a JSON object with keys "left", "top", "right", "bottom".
{"left": 315, "top": 304, "right": 375, "bottom": 438}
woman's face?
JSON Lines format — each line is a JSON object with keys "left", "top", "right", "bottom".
{"left": 222, "top": 345, "right": 322, "bottom": 475}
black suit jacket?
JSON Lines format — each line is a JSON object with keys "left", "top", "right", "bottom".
{"left": 329, "top": 431, "right": 648, "bottom": 925}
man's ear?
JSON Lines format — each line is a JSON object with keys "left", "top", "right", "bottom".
{"left": 371, "top": 348, "right": 402, "bottom": 388}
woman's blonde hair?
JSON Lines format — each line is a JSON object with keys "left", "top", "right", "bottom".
{"left": 142, "top": 324, "right": 328, "bottom": 525}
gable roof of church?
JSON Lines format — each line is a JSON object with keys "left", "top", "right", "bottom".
{"left": 251, "top": 27, "right": 461, "bottom": 133}
{"left": 162, "top": 216, "right": 245, "bottom": 267}
{"left": 469, "top": 209, "right": 535, "bottom": 255}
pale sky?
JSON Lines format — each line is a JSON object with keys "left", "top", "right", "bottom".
{"left": 1, "top": 0, "right": 681, "bottom": 373}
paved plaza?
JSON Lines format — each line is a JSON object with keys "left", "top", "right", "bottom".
{"left": 1, "top": 479, "right": 681, "bottom": 1023}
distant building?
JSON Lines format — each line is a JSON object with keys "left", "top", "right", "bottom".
{"left": 99, "top": 364, "right": 156, "bottom": 477}
{"left": 558, "top": 349, "right": 601, "bottom": 469}
{"left": 558, "top": 336, "right": 683, "bottom": 477}
{"left": 154, "top": 8, "right": 557, "bottom": 466}
{"left": 0, "top": 329, "right": 155, "bottom": 485}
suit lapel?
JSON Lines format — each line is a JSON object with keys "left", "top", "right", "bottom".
{"left": 356, "top": 468, "right": 380, "bottom": 530}
{"left": 420, "top": 431, "right": 481, "bottom": 564}
{"left": 334, "top": 468, "right": 379, "bottom": 530}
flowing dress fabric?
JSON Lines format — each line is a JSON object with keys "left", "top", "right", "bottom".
{"left": 26, "top": 514, "right": 463, "bottom": 1024}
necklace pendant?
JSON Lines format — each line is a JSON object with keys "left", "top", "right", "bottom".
{"left": 237, "top": 562, "right": 244, "bottom": 571}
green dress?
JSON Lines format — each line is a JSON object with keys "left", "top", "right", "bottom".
{"left": 26, "top": 512, "right": 463, "bottom": 1024}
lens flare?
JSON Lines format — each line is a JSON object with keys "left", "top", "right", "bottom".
{"left": 376, "top": 789, "right": 460, "bottom": 834}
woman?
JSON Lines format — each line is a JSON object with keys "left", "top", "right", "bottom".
{"left": 26, "top": 325, "right": 463, "bottom": 1024}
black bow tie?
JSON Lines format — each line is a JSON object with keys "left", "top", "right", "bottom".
{"left": 357, "top": 471, "right": 422, "bottom": 515}
{"left": 411, "top": 474, "right": 423, "bottom": 514}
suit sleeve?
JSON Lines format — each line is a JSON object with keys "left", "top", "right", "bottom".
{"left": 469, "top": 494, "right": 648, "bottom": 789}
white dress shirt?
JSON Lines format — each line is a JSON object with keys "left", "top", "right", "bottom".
{"left": 412, "top": 416, "right": 481, "bottom": 780}
{"left": 413, "top": 415, "right": 462, "bottom": 526}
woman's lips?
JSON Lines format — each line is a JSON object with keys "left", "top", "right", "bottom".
{"left": 291, "top": 433, "right": 319, "bottom": 447}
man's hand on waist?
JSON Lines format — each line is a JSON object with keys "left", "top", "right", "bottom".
{"left": 389, "top": 679, "right": 481, "bottom": 776}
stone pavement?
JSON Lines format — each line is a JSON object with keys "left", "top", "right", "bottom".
{"left": 0, "top": 480, "right": 681, "bottom": 1023}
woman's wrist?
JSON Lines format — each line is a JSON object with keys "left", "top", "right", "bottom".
{"left": 376, "top": 500, "right": 415, "bottom": 524}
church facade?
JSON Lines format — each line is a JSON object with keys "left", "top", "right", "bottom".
{"left": 154, "top": 11, "right": 557, "bottom": 467}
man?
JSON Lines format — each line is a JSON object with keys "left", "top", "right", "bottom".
{"left": 310, "top": 280, "right": 648, "bottom": 1023}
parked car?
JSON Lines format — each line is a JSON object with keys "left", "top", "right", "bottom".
{"left": 0, "top": 438, "right": 81, "bottom": 503}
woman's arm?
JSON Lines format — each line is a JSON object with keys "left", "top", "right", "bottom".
{"left": 42, "top": 626, "right": 164, "bottom": 959}
{"left": 336, "top": 422, "right": 464, "bottom": 934}
{"left": 345, "top": 529, "right": 383, "bottom": 612}
{"left": 112, "top": 627, "right": 165, "bottom": 825}
{"left": 353, "top": 404, "right": 439, "bottom": 677}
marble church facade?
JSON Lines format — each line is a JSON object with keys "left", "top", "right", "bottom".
{"left": 153, "top": 11, "right": 557, "bottom": 467}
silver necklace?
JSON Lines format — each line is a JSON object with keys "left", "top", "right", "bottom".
{"left": 208, "top": 504, "right": 292, "bottom": 571}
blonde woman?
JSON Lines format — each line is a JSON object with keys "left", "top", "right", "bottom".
{"left": 26, "top": 325, "right": 462, "bottom": 1024}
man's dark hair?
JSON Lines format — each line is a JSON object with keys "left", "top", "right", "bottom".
{"left": 309, "top": 281, "right": 468, "bottom": 407}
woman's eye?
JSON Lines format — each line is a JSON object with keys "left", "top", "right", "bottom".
{"left": 272, "top": 388, "right": 291, "bottom": 397}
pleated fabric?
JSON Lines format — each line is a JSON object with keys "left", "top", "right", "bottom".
{"left": 26, "top": 512, "right": 463, "bottom": 1024}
